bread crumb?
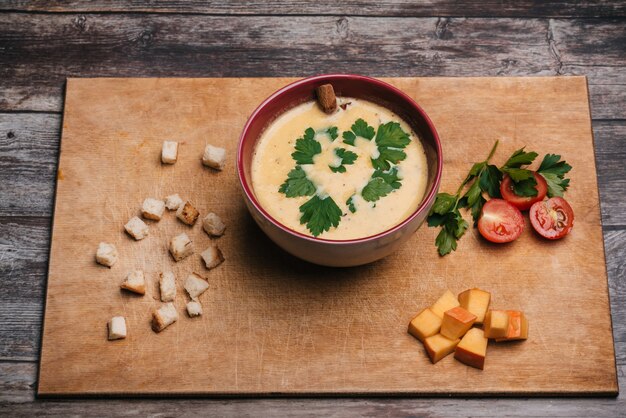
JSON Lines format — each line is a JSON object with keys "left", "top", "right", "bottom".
{"left": 169, "top": 233, "right": 193, "bottom": 261}
{"left": 152, "top": 303, "right": 178, "bottom": 332}
{"left": 124, "top": 216, "right": 149, "bottom": 240}
{"left": 159, "top": 271, "right": 176, "bottom": 302}
{"left": 121, "top": 270, "right": 146, "bottom": 295}
{"left": 201, "top": 245, "right": 224, "bottom": 270}
{"left": 142, "top": 198, "right": 165, "bottom": 221}
{"left": 108, "top": 316, "right": 127, "bottom": 340}
{"left": 184, "top": 272, "right": 209, "bottom": 299}
{"left": 202, "top": 144, "right": 226, "bottom": 170}
{"left": 176, "top": 201, "right": 199, "bottom": 225}
{"left": 96, "top": 242, "right": 118, "bottom": 267}
{"left": 186, "top": 300, "right": 202, "bottom": 317}
{"left": 202, "top": 212, "right": 226, "bottom": 237}
{"left": 162, "top": 141, "right": 178, "bottom": 164}
{"left": 165, "top": 194, "right": 183, "bottom": 211}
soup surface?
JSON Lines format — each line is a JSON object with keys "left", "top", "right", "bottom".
{"left": 251, "top": 98, "right": 428, "bottom": 240}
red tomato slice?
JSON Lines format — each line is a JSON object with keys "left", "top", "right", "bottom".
{"left": 478, "top": 199, "right": 525, "bottom": 243}
{"left": 529, "top": 197, "right": 574, "bottom": 240}
{"left": 500, "top": 172, "right": 548, "bottom": 211}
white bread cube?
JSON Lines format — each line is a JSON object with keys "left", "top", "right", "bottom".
{"left": 96, "top": 242, "right": 118, "bottom": 267}
{"left": 201, "top": 245, "right": 224, "bottom": 270}
{"left": 161, "top": 141, "right": 178, "bottom": 164}
{"left": 141, "top": 198, "right": 165, "bottom": 221}
{"left": 165, "top": 194, "right": 183, "bottom": 211}
{"left": 169, "top": 233, "right": 193, "bottom": 261}
{"left": 202, "top": 212, "right": 226, "bottom": 237}
{"left": 107, "top": 316, "right": 127, "bottom": 340}
{"left": 151, "top": 303, "right": 178, "bottom": 333}
{"left": 176, "top": 201, "right": 199, "bottom": 225}
{"left": 124, "top": 216, "right": 149, "bottom": 240}
{"left": 184, "top": 273, "right": 209, "bottom": 300}
{"left": 159, "top": 271, "right": 176, "bottom": 302}
{"left": 186, "top": 301, "right": 203, "bottom": 317}
{"left": 120, "top": 270, "right": 146, "bottom": 295}
{"left": 202, "top": 144, "right": 226, "bottom": 170}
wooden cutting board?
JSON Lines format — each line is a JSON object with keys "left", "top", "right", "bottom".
{"left": 38, "top": 77, "right": 618, "bottom": 396}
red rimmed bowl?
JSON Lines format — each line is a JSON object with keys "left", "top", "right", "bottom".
{"left": 237, "top": 74, "right": 442, "bottom": 267}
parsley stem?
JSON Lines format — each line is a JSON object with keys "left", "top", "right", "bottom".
{"left": 486, "top": 140, "right": 499, "bottom": 163}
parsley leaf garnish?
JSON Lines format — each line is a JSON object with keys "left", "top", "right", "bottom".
{"left": 372, "top": 167, "right": 402, "bottom": 189}
{"left": 326, "top": 126, "right": 338, "bottom": 141}
{"left": 346, "top": 195, "right": 356, "bottom": 213}
{"left": 342, "top": 131, "right": 356, "bottom": 146}
{"left": 351, "top": 118, "right": 375, "bottom": 140}
{"left": 291, "top": 128, "right": 321, "bottom": 164}
{"left": 362, "top": 177, "right": 395, "bottom": 202}
{"left": 278, "top": 166, "right": 316, "bottom": 197}
{"left": 329, "top": 148, "right": 358, "bottom": 173}
{"left": 538, "top": 154, "right": 572, "bottom": 197}
{"left": 299, "top": 195, "right": 342, "bottom": 237}
{"left": 371, "top": 122, "right": 410, "bottom": 171}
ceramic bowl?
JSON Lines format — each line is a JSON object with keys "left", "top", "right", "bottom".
{"left": 237, "top": 74, "right": 442, "bottom": 267}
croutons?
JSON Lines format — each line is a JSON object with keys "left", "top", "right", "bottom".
{"left": 151, "top": 303, "right": 178, "bottom": 332}
{"left": 141, "top": 198, "right": 165, "bottom": 221}
{"left": 120, "top": 270, "right": 146, "bottom": 295}
{"left": 176, "top": 201, "right": 199, "bottom": 225}
{"left": 124, "top": 216, "right": 149, "bottom": 240}
{"left": 202, "top": 144, "right": 226, "bottom": 170}
{"left": 169, "top": 233, "right": 194, "bottom": 261}
{"left": 159, "top": 271, "right": 176, "bottom": 302}
{"left": 184, "top": 273, "right": 209, "bottom": 300}
{"left": 165, "top": 194, "right": 183, "bottom": 211}
{"left": 96, "top": 242, "right": 118, "bottom": 267}
{"left": 315, "top": 83, "right": 338, "bottom": 114}
{"left": 161, "top": 141, "right": 178, "bottom": 164}
{"left": 186, "top": 301, "right": 202, "bottom": 317}
{"left": 202, "top": 212, "right": 226, "bottom": 237}
{"left": 107, "top": 316, "right": 127, "bottom": 340}
{"left": 201, "top": 245, "right": 225, "bottom": 270}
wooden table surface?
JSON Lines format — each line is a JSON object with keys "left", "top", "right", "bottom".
{"left": 0, "top": 1, "right": 624, "bottom": 416}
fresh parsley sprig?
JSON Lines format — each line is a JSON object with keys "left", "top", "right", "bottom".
{"left": 329, "top": 148, "right": 358, "bottom": 173}
{"left": 537, "top": 154, "right": 572, "bottom": 197}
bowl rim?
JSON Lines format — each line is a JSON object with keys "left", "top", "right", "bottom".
{"left": 236, "top": 74, "right": 443, "bottom": 245}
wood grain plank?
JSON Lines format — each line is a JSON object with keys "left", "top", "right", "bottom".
{"left": 1, "top": 362, "right": 625, "bottom": 415}
{"left": 2, "top": 0, "right": 625, "bottom": 18}
{"left": 0, "top": 14, "right": 624, "bottom": 118}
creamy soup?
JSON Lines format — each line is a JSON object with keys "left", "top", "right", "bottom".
{"left": 251, "top": 98, "right": 428, "bottom": 240}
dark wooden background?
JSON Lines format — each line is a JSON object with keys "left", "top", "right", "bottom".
{"left": 0, "top": 1, "right": 624, "bottom": 416}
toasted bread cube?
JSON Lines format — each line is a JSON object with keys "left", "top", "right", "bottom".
{"left": 424, "top": 333, "right": 460, "bottom": 364}
{"left": 169, "top": 233, "right": 193, "bottom": 261}
{"left": 96, "top": 242, "right": 118, "bottom": 267}
{"left": 159, "top": 271, "right": 176, "bottom": 302}
{"left": 165, "top": 194, "right": 183, "bottom": 211}
{"left": 141, "top": 198, "right": 165, "bottom": 221}
{"left": 496, "top": 311, "right": 529, "bottom": 342}
{"left": 186, "top": 300, "right": 203, "bottom": 317}
{"left": 124, "top": 216, "right": 149, "bottom": 240}
{"left": 184, "top": 272, "right": 209, "bottom": 300}
{"left": 408, "top": 308, "right": 442, "bottom": 342}
{"left": 202, "top": 212, "right": 226, "bottom": 237}
{"left": 458, "top": 288, "right": 491, "bottom": 324}
{"left": 441, "top": 306, "right": 477, "bottom": 340}
{"left": 161, "top": 141, "right": 178, "bottom": 164}
{"left": 455, "top": 327, "right": 488, "bottom": 369}
{"left": 107, "top": 316, "right": 127, "bottom": 340}
{"left": 484, "top": 310, "right": 510, "bottom": 339}
{"left": 151, "top": 303, "right": 178, "bottom": 332}
{"left": 202, "top": 144, "right": 226, "bottom": 170}
{"left": 176, "top": 201, "right": 199, "bottom": 225}
{"left": 201, "top": 245, "right": 224, "bottom": 270}
{"left": 430, "top": 290, "right": 460, "bottom": 318}
{"left": 120, "top": 270, "right": 146, "bottom": 295}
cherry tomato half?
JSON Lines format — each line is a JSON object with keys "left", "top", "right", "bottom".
{"left": 500, "top": 172, "right": 548, "bottom": 211}
{"left": 477, "top": 199, "right": 525, "bottom": 243}
{"left": 529, "top": 197, "right": 574, "bottom": 240}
